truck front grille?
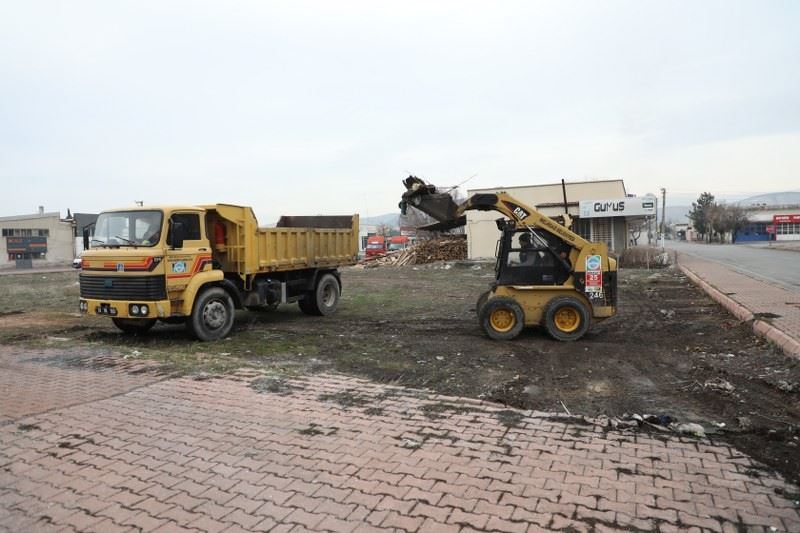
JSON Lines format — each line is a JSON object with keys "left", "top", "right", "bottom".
{"left": 79, "top": 274, "right": 166, "bottom": 301}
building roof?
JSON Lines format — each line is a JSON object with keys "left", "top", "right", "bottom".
{"left": 0, "top": 211, "right": 62, "bottom": 222}
{"left": 469, "top": 178, "right": 627, "bottom": 197}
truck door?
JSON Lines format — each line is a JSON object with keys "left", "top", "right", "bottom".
{"left": 165, "top": 211, "right": 213, "bottom": 298}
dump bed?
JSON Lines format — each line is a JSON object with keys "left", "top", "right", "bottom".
{"left": 204, "top": 204, "right": 359, "bottom": 276}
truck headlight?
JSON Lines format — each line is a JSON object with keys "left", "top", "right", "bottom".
{"left": 130, "top": 305, "right": 140, "bottom": 315}
{"left": 140, "top": 305, "right": 149, "bottom": 316}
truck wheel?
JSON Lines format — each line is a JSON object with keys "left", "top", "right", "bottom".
{"left": 475, "top": 290, "right": 490, "bottom": 315}
{"left": 187, "top": 287, "right": 235, "bottom": 341}
{"left": 543, "top": 296, "right": 590, "bottom": 342}
{"left": 479, "top": 297, "right": 524, "bottom": 340}
{"left": 112, "top": 318, "right": 156, "bottom": 334}
{"left": 299, "top": 273, "right": 340, "bottom": 316}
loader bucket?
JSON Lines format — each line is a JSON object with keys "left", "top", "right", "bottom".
{"left": 400, "top": 176, "right": 462, "bottom": 223}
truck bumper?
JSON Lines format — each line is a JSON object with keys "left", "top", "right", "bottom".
{"left": 78, "top": 298, "right": 172, "bottom": 319}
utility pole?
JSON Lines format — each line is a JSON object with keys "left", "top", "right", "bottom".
{"left": 660, "top": 188, "right": 666, "bottom": 249}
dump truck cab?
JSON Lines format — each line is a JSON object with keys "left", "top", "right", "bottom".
{"left": 79, "top": 206, "right": 221, "bottom": 332}
{"left": 79, "top": 204, "right": 358, "bottom": 340}
{"left": 365, "top": 235, "right": 387, "bottom": 257}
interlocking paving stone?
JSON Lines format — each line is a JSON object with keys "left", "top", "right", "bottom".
{"left": 0, "top": 346, "right": 166, "bottom": 422}
{"left": 1, "top": 362, "right": 799, "bottom": 531}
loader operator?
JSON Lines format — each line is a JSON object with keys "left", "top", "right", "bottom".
{"left": 519, "top": 232, "right": 535, "bottom": 264}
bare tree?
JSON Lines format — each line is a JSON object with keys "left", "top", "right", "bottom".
{"left": 706, "top": 202, "right": 749, "bottom": 243}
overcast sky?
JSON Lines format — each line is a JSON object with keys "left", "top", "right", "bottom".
{"left": 1, "top": 1, "right": 798, "bottom": 223}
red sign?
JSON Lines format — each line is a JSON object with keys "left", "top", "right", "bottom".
{"left": 773, "top": 214, "right": 800, "bottom": 224}
{"left": 766, "top": 225, "right": 776, "bottom": 234}
{"left": 586, "top": 271, "right": 603, "bottom": 289}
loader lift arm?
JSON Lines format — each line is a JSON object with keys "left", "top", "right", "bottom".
{"left": 400, "top": 176, "right": 591, "bottom": 252}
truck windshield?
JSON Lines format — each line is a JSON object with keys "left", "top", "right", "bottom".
{"left": 93, "top": 210, "right": 164, "bottom": 247}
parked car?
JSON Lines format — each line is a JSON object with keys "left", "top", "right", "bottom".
{"left": 72, "top": 252, "right": 84, "bottom": 269}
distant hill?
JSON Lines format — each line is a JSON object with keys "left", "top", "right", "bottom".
{"left": 361, "top": 213, "right": 399, "bottom": 228}
{"left": 737, "top": 191, "right": 800, "bottom": 207}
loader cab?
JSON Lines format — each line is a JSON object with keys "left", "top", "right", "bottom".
{"left": 496, "top": 227, "right": 572, "bottom": 286}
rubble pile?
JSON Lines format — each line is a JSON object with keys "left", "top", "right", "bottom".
{"left": 413, "top": 238, "right": 467, "bottom": 264}
{"left": 357, "top": 237, "right": 467, "bottom": 268}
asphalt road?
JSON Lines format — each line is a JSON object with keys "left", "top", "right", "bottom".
{"left": 668, "top": 240, "right": 800, "bottom": 291}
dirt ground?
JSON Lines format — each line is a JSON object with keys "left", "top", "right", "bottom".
{"left": 1, "top": 264, "right": 798, "bottom": 486}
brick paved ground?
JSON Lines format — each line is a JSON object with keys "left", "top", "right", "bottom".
{"left": 678, "top": 253, "right": 800, "bottom": 350}
{"left": 0, "top": 346, "right": 167, "bottom": 425}
{"left": 2, "top": 358, "right": 799, "bottom": 532}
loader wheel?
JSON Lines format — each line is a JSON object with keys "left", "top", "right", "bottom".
{"left": 187, "top": 287, "right": 235, "bottom": 341}
{"left": 475, "top": 291, "right": 490, "bottom": 315}
{"left": 480, "top": 297, "right": 524, "bottom": 341}
{"left": 299, "top": 274, "right": 340, "bottom": 316}
{"left": 112, "top": 318, "right": 156, "bottom": 334}
{"left": 543, "top": 296, "right": 590, "bottom": 342}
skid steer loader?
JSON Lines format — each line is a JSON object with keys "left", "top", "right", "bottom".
{"left": 400, "top": 177, "right": 617, "bottom": 341}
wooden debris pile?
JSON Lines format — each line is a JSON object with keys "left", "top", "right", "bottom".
{"left": 356, "top": 237, "right": 467, "bottom": 268}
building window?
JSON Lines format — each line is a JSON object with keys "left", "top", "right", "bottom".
{"left": 591, "top": 219, "right": 612, "bottom": 247}
{"left": 777, "top": 223, "right": 799, "bottom": 235}
{"left": 573, "top": 219, "right": 591, "bottom": 240}
{"left": 1, "top": 228, "right": 48, "bottom": 237}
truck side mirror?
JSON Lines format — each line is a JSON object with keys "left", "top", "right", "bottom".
{"left": 170, "top": 220, "right": 186, "bottom": 249}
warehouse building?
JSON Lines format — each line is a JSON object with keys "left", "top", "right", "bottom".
{"left": 466, "top": 179, "right": 655, "bottom": 258}
{"left": 1, "top": 208, "right": 75, "bottom": 268}
{"left": 734, "top": 193, "right": 800, "bottom": 242}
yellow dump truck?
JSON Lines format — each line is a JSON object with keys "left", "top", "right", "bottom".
{"left": 78, "top": 204, "right": 359, "bottom": 340}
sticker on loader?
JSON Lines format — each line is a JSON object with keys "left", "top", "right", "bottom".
{"left": 585, "top": 255, "right": 603, "bottom": 297}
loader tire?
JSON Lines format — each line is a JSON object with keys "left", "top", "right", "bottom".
{"left": 475, "top": 291, "right": 490, "bottom": 315}
{"left": 480, "top": 297, "right": 524, "bottom": 341}
{"left": 543, "top": 296, "right": 590, "bottom": 342}
{"left": 299, "top": 274, "right": 340, "bottom": 316}
{"left": 187, "top": 287, "right": 235, "bottom": 341}
{"left": 112, "top": 318, "right": 156, "bottom": 334}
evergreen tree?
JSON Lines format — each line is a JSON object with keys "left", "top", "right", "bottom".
{"left": 689, "top": 192, "right": 715, "bottom": 241}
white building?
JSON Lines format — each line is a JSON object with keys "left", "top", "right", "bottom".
{"left": 466, "top": 179, "right": 654, "bottom": 258}
{"left": 1, "top": 208, "right": 75, "bottom": 268}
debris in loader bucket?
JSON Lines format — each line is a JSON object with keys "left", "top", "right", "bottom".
{"left": 400, "top": 176, "right": 465, "bottom": 227}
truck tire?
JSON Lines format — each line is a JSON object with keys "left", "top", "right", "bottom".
{"left": 479, "top": 297, "right": 524, "bottom": 341}
{"left": 112, "top": 317, "right": 156, "bottom": 334}
{"left": 187, "top": 287, "right": 235, "bottom": 341}
{"left": 475, "top": 290, "right": 490, "bottom": 315}
{"left": 543, "top": 296, "right": 590, "bottom": 342}
{"left": 299, "top": 273, "right": 340, "bottom": 316}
